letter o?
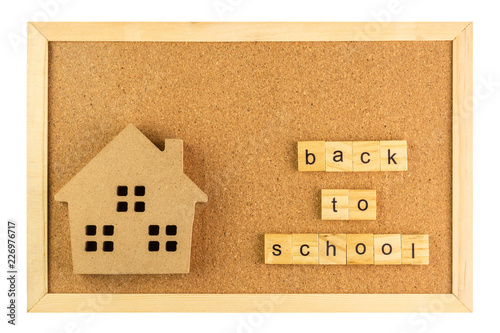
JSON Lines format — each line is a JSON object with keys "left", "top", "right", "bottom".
{"left": 356, "top": 243, "right": 366, "bottom": 255}
{"left": 358, "top": 199, "right": 368, "bottom": 211}
{"left": 382, "top": 243, "right": 392, "bottom": 255}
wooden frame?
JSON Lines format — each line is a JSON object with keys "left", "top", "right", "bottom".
{"left": 27, "top": 22, "right": 472, "bottom": 312}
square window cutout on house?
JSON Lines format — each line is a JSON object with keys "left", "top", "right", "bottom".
{"left": 85, "top": 225, "right": 97, "bottom": 236}
{"left": 166, "top": 225, "right": 177, "bottom": 236}
{"left": 103, "top": 225, "right": 114, "bottom": 236}
{"left": 149, "top": 225, "right": 159, "bottom": 236}
{"left": 149, "top": 241, "right": 160, "bottom": 252}
{"left": 135, "top": 186, "right": 145, "bottom": 196}
{"left": 166, "top": 241, "right": 177, "bottom": 252}
{"left": 117, "top": 201, "right": 128, "bottom": 212}
{"left": 117, "top": 186, "right": 128, "bottom": 196}
{"left": 103, "top": 241, "right": 114, "bottom": 252}
{"left": 85, "top": 241, "right": 97, "bottom": 252}
{"left": 135, "top": 201, "right": 145, "bottom": 212}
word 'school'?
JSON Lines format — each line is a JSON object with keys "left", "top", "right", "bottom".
{"left": 265, "top": 234, "right": 429, "bottom": 265}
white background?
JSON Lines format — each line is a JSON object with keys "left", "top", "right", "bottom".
{"left": 0, "top": 0, "right": 498, "bottom": 332}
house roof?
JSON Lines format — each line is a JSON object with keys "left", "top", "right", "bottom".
{"left": 55, "top": 124, "right": 208, "bottom": 204}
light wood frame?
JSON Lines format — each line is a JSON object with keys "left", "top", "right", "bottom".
{"left": 27, "top": 22, "right": 472, "bottom": 313}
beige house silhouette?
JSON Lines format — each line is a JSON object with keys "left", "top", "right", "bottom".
{"left": 55, "top": 124, "right": 208, "bottom": 274}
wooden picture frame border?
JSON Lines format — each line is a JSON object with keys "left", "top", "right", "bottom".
{"left": 27, "top": 22, "right": 472, "bottom": 312}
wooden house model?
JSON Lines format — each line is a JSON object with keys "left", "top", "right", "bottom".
{"left": 55, "top": 124, "right": 208, "bottom": 274}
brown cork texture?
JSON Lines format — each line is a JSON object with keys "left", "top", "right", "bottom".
{"left": 47, "top": 41, "right": 452, "bottom": 294}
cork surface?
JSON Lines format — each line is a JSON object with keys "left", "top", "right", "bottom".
{"left": 48, "top": 41, "right": 452, "bottom": 294}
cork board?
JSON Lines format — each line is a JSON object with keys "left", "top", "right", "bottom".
{"left": 47, "top": 40, "right": 452, "bottom": 295}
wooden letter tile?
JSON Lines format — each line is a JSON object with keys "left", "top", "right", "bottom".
{"left": 292, "top": 234, "right": 319, "bottom": 265}
{"left": 319, "top": 234, "right": 347, "bottom": 265}
{"left": 402, "top": 235, "right": 429, "bottom": 265}
{"left": 347, "top": 234, "right": 374, "bottom": 265}
{"left": 265, "top": 234, "right": 292, "bottom": 264}
{"left": 297, "top": 141, "right": 325, "bottom": 171}
{"left": 348, "top": 190, "right": 376, "bottom": 220}
{"left": 380, "top": 140, "right": 408, "bottom": 171}
{"left": 352, "top": 141, "right": 380, "bottom": 172}
{"left": 321, "top": 189, "right": 349, "bottom": 220}
{"left": 325, "top": 141, "right": 353, "bottom": 172}
{"left": 374, "top": 234, "right": 402, "bottom": 265}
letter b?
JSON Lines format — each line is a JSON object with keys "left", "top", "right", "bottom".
{"left": 305, "top": 149, "right": 316, "bottom": 165}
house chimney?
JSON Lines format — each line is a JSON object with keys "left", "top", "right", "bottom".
{"left": 164, "top": 139, "right": 183, "bottom": 173}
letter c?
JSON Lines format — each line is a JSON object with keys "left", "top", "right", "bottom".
{"left": 300, "top": 244, "right": 310, "bottom": 256}
{"left": 361, "top": 152, "right": 371, "bottom": 164}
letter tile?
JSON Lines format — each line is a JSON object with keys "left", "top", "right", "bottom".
{"left": 347, "top": 234, "right": 374, "bottom": 265}
{"left": 380, "top": 140, "right": 408, "bottom": 171}
{"left": 401, "top": 235, "right": 429, "bottom": 265}
{"left": 321, "top": 189, "right": 349, "bottom": 220}
{"left": 265, "top": 234, "right": 292, "bottom": 264}
{"left": 348, "top": 190, "right": 376, "bottom": 220}
{"left": 292, "top": 234, "right": 319, "bottom": 265}
{"left": 353, "top": 141, "right": 380, "bottom": 172}
{"left": 325, "top": 141, "right": 353, "bottom": 172}
{"left": 297, "top": 141, "right": 325, "bottom": 171}
{"left": 319, "top": 234, "right": 347, "bottom": 265}
{"left": 374, "top": 234, "right": 402, "bottom": 265}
